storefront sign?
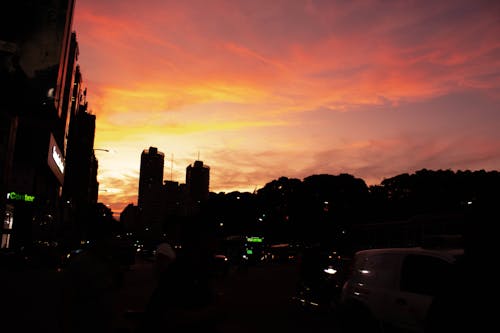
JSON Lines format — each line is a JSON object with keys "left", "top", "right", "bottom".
{"left": 52, "top": 146, "right": 64, "bottom": 173}
{"left": 6, "top": 191, "right": 35, "bottom": 202}
{"left": 47, "top": 133, "right": 65, "bottom": 184}
{"left": 247, "top": 236, "right": 263, "bottom": 243}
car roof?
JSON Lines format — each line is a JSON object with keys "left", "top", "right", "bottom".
{"left": 355, "top": 246, "right": 463, "bottom": 261}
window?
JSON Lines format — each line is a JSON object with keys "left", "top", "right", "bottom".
{"left": 400, "top": 254, "right": 452, "bottom": 296}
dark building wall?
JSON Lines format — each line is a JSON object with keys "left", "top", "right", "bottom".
{"left": 8, "top": 126, "right": 62, "bottom": 249}
{"left": 0, "top": 115, "right": 17, "bottom": 225}
{"left": 0, "top": 0, "right": 77, "bottom": 249}
{"left": 138, "top": 147, "right": 164, "bottom": 208}
{"left": 54, "top": 0, "right": 76, "bottom": 119}
{"left": 63, "top": 111, "right": 96, "bottom": 243}
{"left": 121, "top": 203, "right": 139, "bottom": 233}
{"left": 64, "top": 111, "right": 96, "bottom": 201}
{"left": 89, "top": 154, "right": 98, "bottom": 205}
{"left": 186, "top": 160, "right": 210, "bottom": 204}
{"left": 138, "top": 147, "right": 165, "bottom": 231}
{"left": 1, "top": 0, "right": 75, "bottom": 113}
{"left": 61, "top": 32, "right": 79, "bottom": 154}
{"left": 163, "top": 180, "right": 180, "bottom": 216}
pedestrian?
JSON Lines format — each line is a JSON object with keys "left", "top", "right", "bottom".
{"left": 135, "top": 241, "right": 178, "bottom": 332}
{"left": 136, "top": 228, "right": 219, "bottom": 333}
{"left": 62, "top": 228, "right": 122, "bottom": 332}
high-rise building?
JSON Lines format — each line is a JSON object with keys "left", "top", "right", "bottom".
{"left": 163, "top": 180, "right": 180, "bottom": 216}
{"left": 138, "top": 147, "right": 164, "bottom": 228}
{"left": 186, "top": 160, "right": 210, "bottom": 204}
{"left": 138, "top": 147, "right": 165, "bottom": 207}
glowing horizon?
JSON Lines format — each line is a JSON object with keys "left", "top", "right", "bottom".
{"left": 73, "top": 0, "right": 500, "bottom": 215}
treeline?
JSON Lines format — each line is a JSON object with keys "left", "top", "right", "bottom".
{"left": 199, "top": 169, "right": 499, "bottom": 245}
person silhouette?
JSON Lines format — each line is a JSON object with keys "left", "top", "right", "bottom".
{"left": 136, "top": 227, "right": 218, "bottom": 333}
{"left": 135, "top": 241, "right": 178, "bottom": 332}
{"left": 62, "top": 229, "right": 121, "bottom": 332}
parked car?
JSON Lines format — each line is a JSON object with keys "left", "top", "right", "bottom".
{"left": 293, "top": 245, "right": 352, "bottom": 312}
{"left": 339, "top": 246, "right": 463, "bottom": 333}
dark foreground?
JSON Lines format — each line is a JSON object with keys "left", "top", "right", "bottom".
{"left": 0, "top": 255, "right": 341, "bottom": 332}
{"left": 116, "top": 258, "right": 341, "bottom": 333}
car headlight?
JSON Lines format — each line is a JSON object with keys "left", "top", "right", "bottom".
{"left": 323, "top": 267, "right": 337, "bottom": 275}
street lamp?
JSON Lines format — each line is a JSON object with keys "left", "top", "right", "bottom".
{"left": 93, "top": 149, "right": 113, "bottom": 201}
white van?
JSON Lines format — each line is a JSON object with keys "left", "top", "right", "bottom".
{"left": 339, "top": 246, "right": 463, "bottom": 333}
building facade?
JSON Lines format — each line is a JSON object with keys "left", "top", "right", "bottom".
{"left": 138, "top": 147, "right": 165, "bottom": 228}
{"left": 186, "top": 160, "right": 210, "bottom": 205}
{"left": 0, "top": 0, "right": 98, "bottom": 250}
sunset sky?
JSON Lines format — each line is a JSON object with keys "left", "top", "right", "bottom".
{"left": 73, "top": 0, "right": 500, "bottom": 215}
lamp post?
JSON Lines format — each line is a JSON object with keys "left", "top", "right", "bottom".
{"left": 92, "top": 148, "right": 112, "bottom": 204}
{"left": 93, "top": 149, "right": 117, "bottom": 218}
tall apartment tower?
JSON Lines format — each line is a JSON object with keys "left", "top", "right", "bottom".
{"left": 138, "top": 147, "right": 164, "bottom": 227}
{"left": 186, "top": 160, "right": 210, "bottom": 204}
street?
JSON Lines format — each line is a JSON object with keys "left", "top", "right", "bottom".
{"left": 0, "top": 254, "right": 342, "bottom": 332}
{"left": 114, "top": 257, "right": 342, "bottom": 333}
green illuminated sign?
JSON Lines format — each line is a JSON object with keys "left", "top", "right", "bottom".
{"left": 247, "top": 236, "right": 263, "bottom": 243}
{"left": 246, "top": 249, "right": 253, "bottom": 255}
{"left": 6, "top": 192, "right": 35, "bottom": 202}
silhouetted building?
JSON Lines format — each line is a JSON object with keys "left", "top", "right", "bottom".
{"left": 63, "top": 106, "right": 96, "bottom": 244}
{"left": 138, "top": 147, "right": 165, "bottom": 228}
{"left": 163, "top": 180, "right": 181, "bottom": 216}
{"left": 0, "top": 116, "right": 17, "bottom": 248}
{"left": 89, "top": 154, "right": 98, "bottom": 205}
{"left": 186, "top": 160, "right": 210, "bottom": 206}
{"left": 60, "top": 32, "right": 80, "bottom": 153}
{"left": 0, "top": 0, "right": 77, "bottom": 249}
{"left": 121, "top": 203, "right": 139, "bottom": 233}
{"left": 61, "top": 58, "right": 96, "bottom": 237}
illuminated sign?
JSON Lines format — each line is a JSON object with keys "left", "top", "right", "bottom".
{"left": 52, "top": 146, "right": 64, "bottom": 173}
{"left": 246, "top": 237, "right": 263, "bottom": 243}
{"left": 47, "top": 133, "right": 65, "bottom": 184}
{"left": 6, "top": 192, "right": 35, "bottom": 202}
